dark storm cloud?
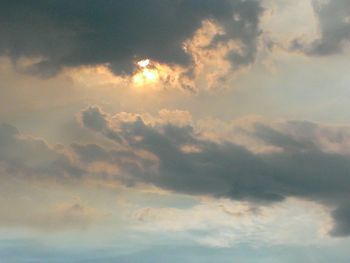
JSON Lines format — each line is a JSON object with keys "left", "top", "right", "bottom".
{"left": 0, "top": 0, "right": 262, "bottom": 77}
{"left": 78, "top": 106, "right": 350, "bottom": 236}
{"left": 292, "top": 0, "right": 350, "bottom": 56}
{"left": 0, "top": 123, "right": 83, "bottom": 178}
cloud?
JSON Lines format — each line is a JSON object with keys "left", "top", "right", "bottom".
{"left": 0, "top": 0, "right": 263, "bottom": 78}
{"left": 0, "top": 123, "right": 83, "bottom": 179}
{"left": 291, "top": 0, "right": 350, "bottom": 55}
{"left": 77, "top": 106, "right": 350, "bottom": 237}
{"left": 2, "top": 107, "right": 350, "bottom": 237}
{"left": 80, "top": 106, "right": 124, "bottom": 143}
{"left": 330, "top": 203, "right": 350, "bottom": 237}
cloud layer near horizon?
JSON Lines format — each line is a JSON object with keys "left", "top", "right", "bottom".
{"left": 2, "top": 106, "right": 350, "bottom": 237}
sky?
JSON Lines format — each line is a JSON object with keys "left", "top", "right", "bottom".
{"left": 1, "top": 0, "right": 350, "bottom": 262}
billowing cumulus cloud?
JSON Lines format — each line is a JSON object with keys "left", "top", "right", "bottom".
{"left": 292, "top": 0, "right": 350, "bottom": 55}
{"left": 76, "top": 106, "right": 350, "bottom": 237}
{"left": 0, "top": 0, "right": 262, "bottom": 78}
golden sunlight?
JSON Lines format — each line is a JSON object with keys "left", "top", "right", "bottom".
{"left": 133, "top": 59, "right": 159, "bottom": 86}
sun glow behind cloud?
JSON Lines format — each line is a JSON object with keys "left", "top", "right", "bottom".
{"left": 133, "top": 59, "right": 160, "bottom": 87}
{"left": 137, "top": 59, "right": 151, "bottom": 68}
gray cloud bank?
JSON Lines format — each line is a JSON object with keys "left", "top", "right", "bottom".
{"left": 2, "top": 107, "right": 350, "bottom": 237}
{"left": 78, "top": 106, "right": 350, "bottom": 237}
{"left": 0, "top": 0, "right": 262, "bottom": 77}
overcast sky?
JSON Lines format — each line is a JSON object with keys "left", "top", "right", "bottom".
{"left": 1, "top": 0, "right": 350, "bottom": 262}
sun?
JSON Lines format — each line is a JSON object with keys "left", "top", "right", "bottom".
{"left": 137, "top": 59, "right": 150, "bottom": 68}
{"left": 133, "top": 59, "right": 159, "bottom": 86}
